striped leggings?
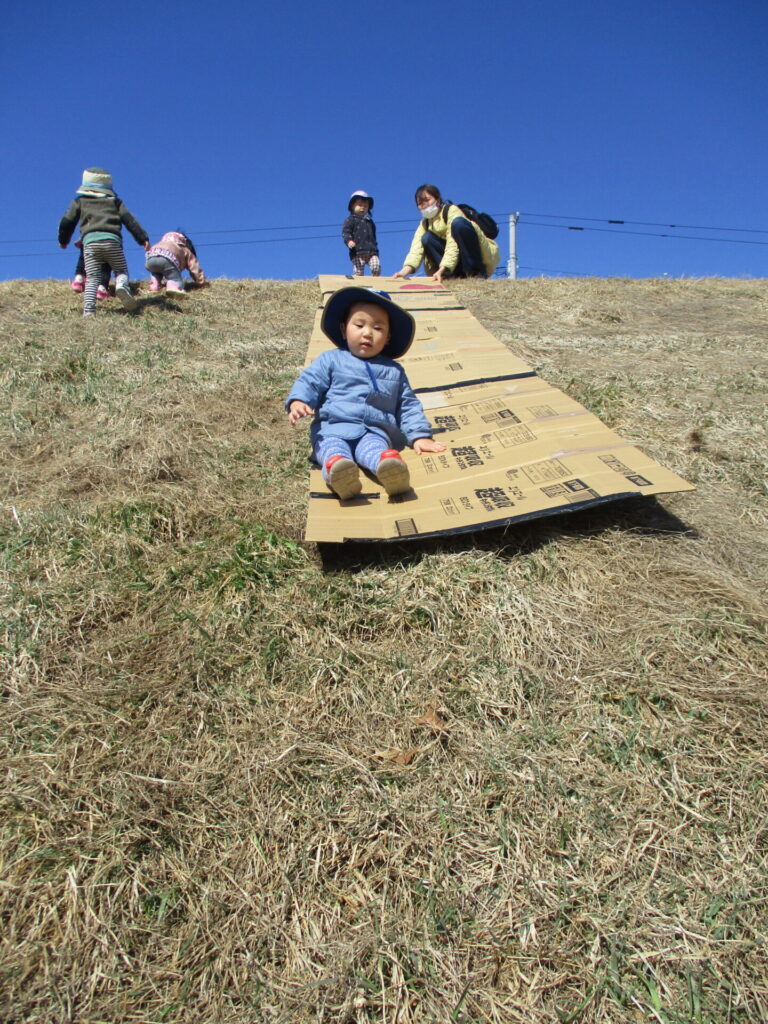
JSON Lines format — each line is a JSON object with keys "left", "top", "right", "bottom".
{"left": 351, "top": 254, "right": 381, "bottom": 276}
{"left": 315, "top": 432, "right": 391, "bottom": 482}
{"left": 83, "top": 238, "right": 129, "bottom": 313}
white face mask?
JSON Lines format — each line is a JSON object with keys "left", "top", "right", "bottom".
{"left": 420, "top": 202, "right": 440, "bottom": 220}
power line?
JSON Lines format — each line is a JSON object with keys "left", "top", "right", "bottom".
{"left": 519, "top": 219, "right": 768, "bottom": 246}
{"left": 3, "top": 207, "right": 767, "bottom": 268}
{"left": 5, "top": 209, "right": 768, "bottom": 248}
{"left": 0, "top": 218, "right": 418, "bottom": 246}
{"left": 511, "top": 211, "right": 768, "bottom": 236}
{"left": 0, "top": 227, "right": 416, "bottom": 259}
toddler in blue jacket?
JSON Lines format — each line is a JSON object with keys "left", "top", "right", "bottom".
{"left": 286, "top": 287, "right": 445, "bottom": 500}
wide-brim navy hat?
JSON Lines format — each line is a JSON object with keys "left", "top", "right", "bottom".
{"left": 321, "top": 287, "right": 415, "bottom": 360}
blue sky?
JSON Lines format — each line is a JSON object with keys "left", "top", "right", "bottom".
{"left": 2, "top": 0, "right": 766, "bottom": 281}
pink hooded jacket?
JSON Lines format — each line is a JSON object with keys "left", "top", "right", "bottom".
{"left": 147, "top": 232, "right": 206, "bottom": 285}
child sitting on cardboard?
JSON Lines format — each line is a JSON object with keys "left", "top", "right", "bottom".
{"left": 286, "top": 287, "right": 445, "bottom": 500}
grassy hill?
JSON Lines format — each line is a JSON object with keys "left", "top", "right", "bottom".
{"left": 2, "top": 276, "right": 767, "bottom": 1023}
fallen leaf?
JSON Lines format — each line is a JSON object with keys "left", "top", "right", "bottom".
{"left": 415, "top": 708, "right": 448, "bottom": 732}
{"left": 374, "top": 748, "right": 419, "bottom": 766}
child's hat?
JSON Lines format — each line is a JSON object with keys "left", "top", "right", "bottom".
{"left": 321, "top": 287, "right": 415, "bottom": 360}
{"left": 76, "top": 167, "right": 114, "bottom": 195}
{"left": 348, "top": 190, "right": 374, "bottom": 212}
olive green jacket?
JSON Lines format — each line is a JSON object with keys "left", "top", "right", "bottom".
{"left": 58, "top": 194, "right": 149, "bottom": 247}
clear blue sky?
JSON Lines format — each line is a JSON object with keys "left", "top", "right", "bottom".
{"left": 2, "top": 0, "right": 766, "bottom": 281}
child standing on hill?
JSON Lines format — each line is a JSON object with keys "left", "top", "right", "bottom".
{"left": 58, "top": 167, "right": 149, "bottom": 316}
{"left": 145, "top": 231, "right": 206, "bottom": 294}
{"left": 341, "top": 191, "right": 380, "bottom": 276}
{"left": 286, "top": 287, "right": 445, "bottom": 500}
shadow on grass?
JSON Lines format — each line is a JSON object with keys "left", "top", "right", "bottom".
{"left": 317, "top": 496, "right": 696, "bottom": 573}
{"left": 122, "top": 284, "right": 206, "bottom": 314}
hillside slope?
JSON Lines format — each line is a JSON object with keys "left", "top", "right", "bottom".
{"left": 2, "top": 277, "right": 767, "bottom": 1023}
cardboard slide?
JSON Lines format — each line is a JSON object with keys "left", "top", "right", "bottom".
{"left": 299, "top": 275, "right": 694, "bottom": 543}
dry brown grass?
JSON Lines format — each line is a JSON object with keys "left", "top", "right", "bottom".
{"left": 2, "top": 276, "right": 767, "bottom": 1023}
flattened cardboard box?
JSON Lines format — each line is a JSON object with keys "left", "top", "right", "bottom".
{"left": 301, "top": 275, "right": 694, "bottom": 543}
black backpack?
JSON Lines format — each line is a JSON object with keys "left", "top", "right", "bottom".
{"left": 424, "top": 202, "right": 499, "bottom": 240}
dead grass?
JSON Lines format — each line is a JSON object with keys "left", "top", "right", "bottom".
{"left": 2, "top": 276, "right": 767, "bottom": 1023}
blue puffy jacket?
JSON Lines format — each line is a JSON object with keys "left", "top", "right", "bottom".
{"left": 285, "top": 348, "right": 432, "bottom": 450}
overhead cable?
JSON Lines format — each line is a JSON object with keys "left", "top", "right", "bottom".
{"left": 519, "top": 219, "right": 768, "bottom": 246}
{"left": 511, "top": 212, "right": 768, "bottom": 236}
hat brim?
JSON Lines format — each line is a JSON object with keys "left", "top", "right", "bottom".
{"left": 321, "top": 287, "right": 415, "bottom": 360}
{"left": 348, "top": 196, "right": 374, "bottom": 212}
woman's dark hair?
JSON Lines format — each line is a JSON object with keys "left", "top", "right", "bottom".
{"left": 175, "top": 228, "right": 197, "bottom": 257}
{"left": 414, "top": 184, "right": 442, "bottom": 205}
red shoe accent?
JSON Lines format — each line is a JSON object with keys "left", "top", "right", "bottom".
{"left": 324, "top": 455, "right": 362, "bottom": 500}
{"left": 377, "top": 450, "right": 411, "bottom": 496}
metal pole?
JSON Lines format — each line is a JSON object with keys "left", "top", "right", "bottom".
{"left": 507, "top": 212, "right": 520, "bottom": 279}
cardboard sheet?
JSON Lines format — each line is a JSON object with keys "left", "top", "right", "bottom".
{"left": 300, "top": 275, "right": 694, "bottom": 543}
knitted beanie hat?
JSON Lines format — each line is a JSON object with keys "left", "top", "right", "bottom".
{"left": 76, "top": 167, "right": 114, "bottom": 196}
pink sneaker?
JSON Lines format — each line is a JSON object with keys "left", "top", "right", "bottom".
{"left": 71, "top": 275, "right": 85, "bottom": 293}
{"left": 96, "top": 285, "right": 109, "bottom": 300}
{"left": 149, "top": 277, "right": 162, "bottom": 292}
{"left": 166, "top": 280, "right": 186, "bottom": 295}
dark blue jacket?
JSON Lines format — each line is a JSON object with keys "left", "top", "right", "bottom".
{"left": 341, "top": 213, "right": 378, "bottom": 259}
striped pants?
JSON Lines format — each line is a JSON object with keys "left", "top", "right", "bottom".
{"left": 315, "top": 432, "right": 391, "bottom": 482}
{"left": 351, "top": 254, "right": 381, "bottom": 276}
{"left": 83, "top": 238, "right": 129, "bottom": 314}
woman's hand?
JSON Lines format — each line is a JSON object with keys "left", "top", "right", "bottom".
{"left": 413, "top": 437, "right": 447, "bottom": 454}
{"left": 392, "top": 265, "right": 414, "bottom": 279}
{"left": 288, "top": 400, "right": 314, "bottom": 426}
{"left": 431, "top": 267, "right": 446, "bottom": 284}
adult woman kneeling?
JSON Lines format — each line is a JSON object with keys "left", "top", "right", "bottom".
{"left": 393, "top": 184, "right": 500, "bottom": 284}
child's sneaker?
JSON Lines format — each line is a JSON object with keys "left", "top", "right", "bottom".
{"left": 376, "top": 449, "right": 411, "bottom": 496}
{"left": 166, "top": 280, "right": 186, "bottom": 295}
{"left": 71, "top": 275, "right": 85, "bottom": 293}
{"left": 325, "top": 455, "right": 362, "bottom": 500}
{"left": 115, "top": 275, "right": 137, "bottom": 311}
{"left": 148, "top": 277, "right": 163, "bottom": 292}
{"left": 96, "top": 285, "right": 109, "bottom": 300}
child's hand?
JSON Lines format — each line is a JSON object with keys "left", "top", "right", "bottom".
{"left": 413, "top": 437, "right": 446, "bottom": 454}
{"left": 347, "top": 241, "right": 356, "bottom": 249}
{"left": 288, "top": 400, "right": 314, "bottom": 426}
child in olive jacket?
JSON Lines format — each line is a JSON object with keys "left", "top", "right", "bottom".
{"left": 59, "top": 167, "right": 149, "bottom": 316}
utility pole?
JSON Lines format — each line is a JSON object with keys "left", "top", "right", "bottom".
{"left": 507, "top": 212, "right": 520, "bottom": 279}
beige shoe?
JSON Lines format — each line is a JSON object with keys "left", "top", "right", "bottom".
{"left": 376, "top": 450, "right": 411, "bottom": 496}
{"left": 325, "top": 456, "right": 362, "bottom": 500}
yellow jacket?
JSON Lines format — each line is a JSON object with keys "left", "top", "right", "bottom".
{"left": 404, "top": 204, "right": 500, "bottom": 276}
